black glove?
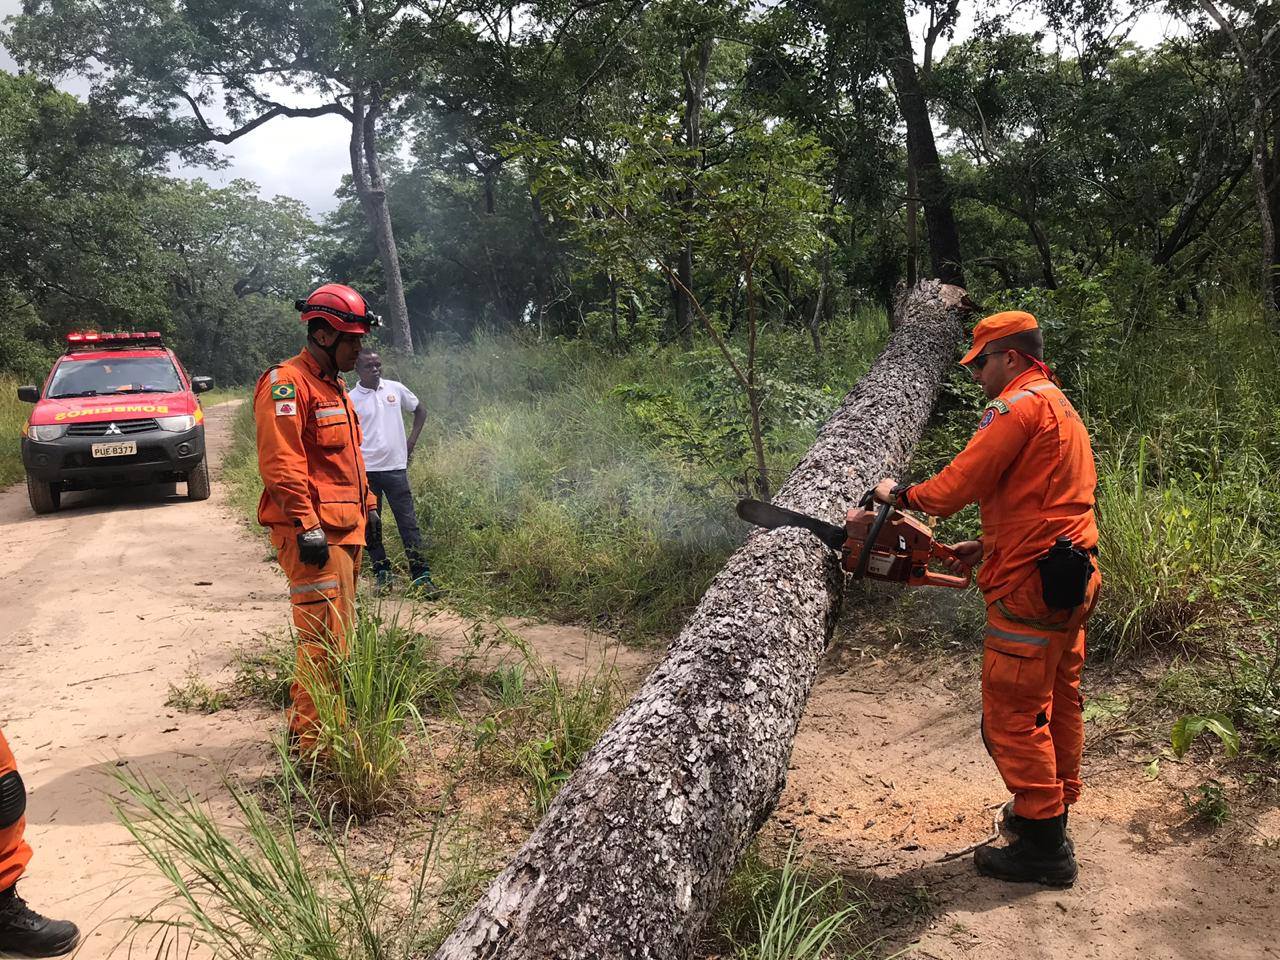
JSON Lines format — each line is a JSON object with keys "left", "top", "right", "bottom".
{"left": 297, "top": 526, "right": 330, "bottom": 567}
{"left": 366, "top": 508, "right": 382, "bottom": 546}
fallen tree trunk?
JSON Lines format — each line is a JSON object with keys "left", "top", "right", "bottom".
{"left": 433, "top": 281, "right": 975, "bottom": 960}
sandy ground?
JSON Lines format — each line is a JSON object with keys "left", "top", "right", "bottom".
{"left": 770, "top": 647, "right": 1280, "bottom": 959}
{"left": 3, "top": 400, "right": 1277, "bottom": 959}
{"left": 0, "top": 402, "right": 280, "bottom": 956}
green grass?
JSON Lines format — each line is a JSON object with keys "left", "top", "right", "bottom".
{"left": 1, "top": 376, "right": 31, "bottom": 487}
{"left": 199, "top": 386, "right": 248, "bottom": 407}
{"left": 296, "top": 605, "right": 443, "bottom": 821}
{"left": 113, "top": 744, "right": 449, "bottom": 960}
{"left": 166, "top": 672, "right": 231, "bottom": 714}
{"left": 219, "top": 297, "right": 1280, "bottom": 684}
{"left": 221, "top": 399, "right": 265, "bottom": 522}
{"left": 712, "top": 841, "right": 870, "bottom": 960}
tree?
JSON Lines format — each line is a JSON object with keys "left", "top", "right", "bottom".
{"left": 884, "top": 1, "right": 966, "bottom": 288}
{"left": 430, "top": 280, "right": 974, "bottom": 960}
{"left": 143, "top": 179, "right": 319, "bottom": 384}
{"left": 931, "top": 31, "right": 1251, "bottom": 293}
{"left": 530, "top": 116, "right": 835, "bottom": 498}
{"left": 0, "top": 70, "right": 171, "bottom": 368}
{"left": 6, "top": 0, "right": 453, "bottom": 352}
{"left": 1187, "top": 0, "right": 1279, "bottom": 321}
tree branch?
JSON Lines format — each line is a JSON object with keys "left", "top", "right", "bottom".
{"left": 174, "top": 88, "right": 351, "bottom": 144}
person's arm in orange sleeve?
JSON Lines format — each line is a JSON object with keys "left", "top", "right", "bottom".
{"left": 254, "top": 376, "right": 321, "bottom": 531}
{"left": 903, "top": 405, "right": 1032, "bottom": 518}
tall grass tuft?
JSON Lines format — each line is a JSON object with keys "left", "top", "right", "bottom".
{"left": 297, "top": 606, "right": 439, "bottom": 821}
{"left": 716, "top": 841, "right": 867, "bottom": 960}
{"left": 113, "top": 746, "right": 444, "bottom": 960}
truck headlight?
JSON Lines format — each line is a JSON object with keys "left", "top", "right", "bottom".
{"left": 27, "top": 424, "right": 67, "bottom": 441}
{"left": 156, "top": 415, "right": 197, "bottom": 432}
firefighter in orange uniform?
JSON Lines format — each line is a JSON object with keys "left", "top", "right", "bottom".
{"left": 0, "top": 730, "right": 79, "bottom": 956}
{"left": 254, "top": 283, "right": 380, "bottom": 751}
{"left": 874, "top": 310, "right": 1100, "bottom": 888}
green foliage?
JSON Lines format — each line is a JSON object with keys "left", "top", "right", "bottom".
{"left": 715, "top": 842, "right": 866, "bottom": 960}
{"left": 166, "top": 672, "right": 231, "bottom": 714}
{"left": 0, "top": 376, "right": 30, "bottom": 487}
{"left": 1157, "top": 632, "right": 1280, "bottom": 760}
{"left": 472, "top": 630, "right": 618, "bottom": 815}
{"left": 1184, "top": 779, "right": 1232, "bottom": 828}
{"left": 230, "top": 637, "right": 295, "bottom": 710}
{"left": 1171, "top": 713, "right": 1241, "bottom": 759}
{"left": 397, "top": 322, "right": 872, "bottom": 638}
{"left": 0, "top": 68, "right": 316, "bottom": 384}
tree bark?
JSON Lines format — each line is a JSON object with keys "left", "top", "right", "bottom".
{"left": 1028, "top": 213, "right": 1058, "bottom": 290}
{"left": 349, "top": 85, "right": 413, "bottom": 353}
{"left": 905, "top": 156, "right": 920, "bottom": 288}
{"left": 888, "top": 4, "right": 965, "bottom": 288}
{"left": 431, "top": 280, "right": 974, "bottom": 960}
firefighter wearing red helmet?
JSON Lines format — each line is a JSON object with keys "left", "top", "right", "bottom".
{"left": 252, "top": 283, "right": 382, "bottom": 751}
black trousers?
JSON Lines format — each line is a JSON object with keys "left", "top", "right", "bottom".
{"left": 365, "top": 469, "right": 428, "bottom": 578}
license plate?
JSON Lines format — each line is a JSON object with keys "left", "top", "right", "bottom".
{"left": 91, "top": 441, "right": 137, "bottom": 458}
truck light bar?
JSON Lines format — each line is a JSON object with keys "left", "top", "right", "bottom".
{"left": 66, "top": 331, "right": 164, "bottom": 350}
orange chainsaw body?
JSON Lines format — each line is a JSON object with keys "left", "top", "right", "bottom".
{"left": 840, "top": 505, "right": 971, "bottom": 589}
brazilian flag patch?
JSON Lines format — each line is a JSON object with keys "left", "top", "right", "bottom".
{"left": 271, "top": 383, "right": 297, "bottom": 400}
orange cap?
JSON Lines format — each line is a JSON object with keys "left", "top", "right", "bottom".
{"left": 959, "top": 310, "right": 1039, "bottom": 366}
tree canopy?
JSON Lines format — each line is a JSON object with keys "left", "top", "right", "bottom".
{"left": 1, "top": 0, "right": 1276, "bottom": 379}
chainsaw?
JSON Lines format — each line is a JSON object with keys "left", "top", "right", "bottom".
{"left": 736, "top": 493, "right": 971, "bottom": 589}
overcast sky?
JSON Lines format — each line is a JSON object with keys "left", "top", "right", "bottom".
{"left": 1, "top": 1, "right": 1188, "bottom": 219}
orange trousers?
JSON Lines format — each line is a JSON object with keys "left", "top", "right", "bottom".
{"left": 0, "top": 729, "right": 33, "bottom": 892}
{"left": 274, "top": 535, "right": 361, "bottom": 750}
{"left": 981, "top": 563, "right": 1102, "bottom": 820}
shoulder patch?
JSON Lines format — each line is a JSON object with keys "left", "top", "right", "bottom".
{"left": 274, "top": 400, "right": 297, "bottom": 417}
{"left": 271, "top": 383, "right": 297, "bottom": 400}
{"left": 978, "top": 408, "right": 996, "bottom": 430}
{"left": 987, "top": 398, "right": 1011, "bottom": 415}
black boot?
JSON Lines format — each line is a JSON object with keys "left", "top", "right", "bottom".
{"left": 1001, "top": 801, "right": 1073, "bottom": 852}
{"left": 975, "top": 813, "right": 1077, "bottom": 888}
{"left": 0, "top": 886, "right": 79, "bottom": 958}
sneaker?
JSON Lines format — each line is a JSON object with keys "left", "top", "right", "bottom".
{"left": 975, "top": 813, "right": 1077, "bottom": 888}
{"left": 409, "top": 575, "right": 442, "bottom": 601}
{"left": 0, "top": 886, "right": 79, "bottom": 958}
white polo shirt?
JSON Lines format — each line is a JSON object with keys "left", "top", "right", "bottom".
{"left": 348, "top": 378, "right": 420, "bottom": 472}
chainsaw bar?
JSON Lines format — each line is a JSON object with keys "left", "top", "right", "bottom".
{"left": 736, "top": 499, "right": 846, "bottom": 550}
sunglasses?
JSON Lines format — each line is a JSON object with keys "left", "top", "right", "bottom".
{"left": 969, "top": 349, "right": 1005, "bottom": 371}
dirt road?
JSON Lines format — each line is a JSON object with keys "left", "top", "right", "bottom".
{"left": 2, "top": 401, "right": 1276, "bottom": 959}
{"left": 0, "top": 402, "right": 280, "bottom": 956}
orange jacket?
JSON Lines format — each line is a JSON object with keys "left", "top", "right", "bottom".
{"left": 253, "top": 348, "right": 376, "bottom": 547}
{"left": 904, "top": 368, "right": 1099, "bottom": 603}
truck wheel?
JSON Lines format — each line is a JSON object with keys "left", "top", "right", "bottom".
{"left": 26, "top": 473, "right": 60, "bottom": 514}
{"left": 187, "top": 456, "right": 212, "bottom": 501}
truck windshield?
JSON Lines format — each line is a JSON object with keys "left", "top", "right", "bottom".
{"left": 48, "top": 356, "right": 182, "bottom": 398}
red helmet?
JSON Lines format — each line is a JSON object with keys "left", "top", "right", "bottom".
{"left": 294, "top": 283, "right": 380, "bottom": 334}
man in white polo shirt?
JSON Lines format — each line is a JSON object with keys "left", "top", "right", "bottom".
{"left": 349, "top": 349, "right": 437, "bottom": 595}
